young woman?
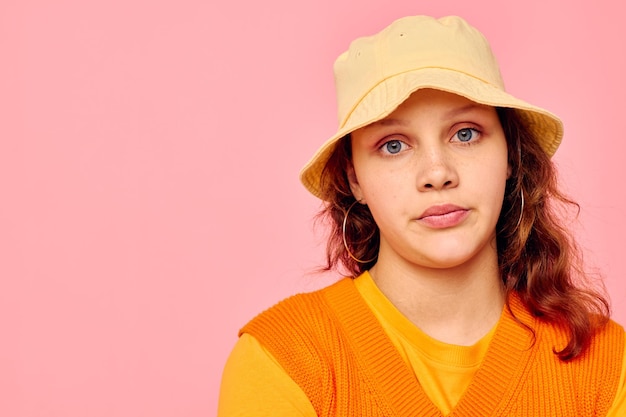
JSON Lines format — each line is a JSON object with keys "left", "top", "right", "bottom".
{"left": 218, "top": 15, "right": 625, "bottom": 416}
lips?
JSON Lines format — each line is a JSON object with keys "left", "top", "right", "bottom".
{"left": 418, "top": 204, "right": 466, "bottom": 218}
{"left": 417, "top": 204, "right": 470, "bottom": 228}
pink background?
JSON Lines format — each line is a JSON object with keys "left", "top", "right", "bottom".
{"left": 1, "top": 0, "right": 624, "bottom": 415}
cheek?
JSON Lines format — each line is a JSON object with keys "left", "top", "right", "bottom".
{"left": 489, "top": 160, "right": 510, "bottom": 206}
{"left": 486, "top": 161, "right": 509, "bottom": 191}
{"left": 360, "top": 182, "right": 395, "bottom": 210}
{"left": 352, "top": 170, "right": 399, "bottom": 216}
{"left": 470, "top": 151, "right": 509, "bottom": 197}
{"left": 355, "top": 165, "right": 406, "bottom": 203}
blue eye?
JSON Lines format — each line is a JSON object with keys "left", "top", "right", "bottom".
{"left": 382, "top": 140, "right": 404, "bottom": 154}
{"left": 455, "top": 128, "right": 477, "bottom": 142}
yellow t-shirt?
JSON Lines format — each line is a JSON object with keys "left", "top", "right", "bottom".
{"left": 218, "top": 272, "right": 626, "bottom": 416}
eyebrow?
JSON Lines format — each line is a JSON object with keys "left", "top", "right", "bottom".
{"left": 444, "top": 103, "right": 491, "bottom": 119}
{"left": 363, "top": 118, "right": 410, "bottom": 130}
{"left": 364, "top": 103, "right": 492, "bottom": 130}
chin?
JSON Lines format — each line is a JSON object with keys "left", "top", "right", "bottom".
{"left": 412, "top": 248, "right": 487, "bottom": 270}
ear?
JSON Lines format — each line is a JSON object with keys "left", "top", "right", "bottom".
{"left": 346, "top": 163, "right": 364, "bottom": 202}
{"left": 507, "top": 163, "right": 512, "bottom": 179}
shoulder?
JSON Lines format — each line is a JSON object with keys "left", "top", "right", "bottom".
{"left": 591, "top": 319, "right": 625, "bottom": 347}
{"left": 218, "top": 334, "right": 318, "bottom": 416}
{"left": 509, "top": 293, "right": 624, "bottom": 359}
{"left": 529, "top": 310, "right": 624, "bottom": 396}
{"left": 239, "top": 278, "right": 357, "bottom": 353}
{"left": 237, "top": 278, "right": 360, "bottom": 403}
{"left": 533, "top": 316, "right": 624, "bottom": 360}
{"left": 583, "top": 318, "right": 624, "bottom": 368}
{"left": 240, "top": 278, "right": 352, "bottom": 334}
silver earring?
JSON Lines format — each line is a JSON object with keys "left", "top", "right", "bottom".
{"left": 342, "top": 200, "right": 377, "bottom": 264}
{"left": 514, "top": 142, "right": 524, "bottom": 229}
{"left": 515, "top": 189, "right": 525, "bottom": 229}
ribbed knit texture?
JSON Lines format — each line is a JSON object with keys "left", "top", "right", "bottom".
{"left": 241, "top": 278, "right": 624, "bottom": 416}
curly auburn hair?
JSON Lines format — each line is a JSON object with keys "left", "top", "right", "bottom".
{"left": 316, "top": 107, "right": 609, "bottom": 361}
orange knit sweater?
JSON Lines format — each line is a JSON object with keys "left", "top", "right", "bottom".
{"left": 241, "top": 278, "right": 624, "bottom": 417}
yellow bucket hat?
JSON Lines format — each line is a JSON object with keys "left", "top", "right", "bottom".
{"left": 300, "top": 15, "right": 564, "bottom": 200}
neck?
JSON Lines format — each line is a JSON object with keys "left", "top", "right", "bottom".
{"left": 369, "top": 241, "right": 505, "bottom": 346}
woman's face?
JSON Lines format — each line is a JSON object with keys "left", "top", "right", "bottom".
{"left": 348, "top": 89, "right": 510, "bottom": 271}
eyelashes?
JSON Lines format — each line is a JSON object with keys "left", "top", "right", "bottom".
{"left": 454, "top": 128, "right": 479, "bottom": 143}
{"left": 380, "top": 139, "right": 408, "bottom": 155}
{"left": 377, "top": 127, "right": 482, "bottom": 156}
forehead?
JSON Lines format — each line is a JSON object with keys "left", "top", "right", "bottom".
{"left": 367, "top": 88, "right": 494, "bottom": 127}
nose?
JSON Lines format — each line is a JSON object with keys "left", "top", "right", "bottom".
{"left": 416, "top": 145, "right": 459, "bottom": 191}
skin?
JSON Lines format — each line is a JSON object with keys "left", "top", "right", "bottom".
{"left": 348, "top": 89, "right": 510, "bottom": 345}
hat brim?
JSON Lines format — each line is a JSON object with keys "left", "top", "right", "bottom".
{"left": 300, "top": 68, "right": 563, "bottom": 200}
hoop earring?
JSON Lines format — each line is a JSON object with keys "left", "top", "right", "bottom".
{"left": 515, "top": 189, "right": 525, "bottom": 229}
{"left": 342, "top": 200, "right": 377, "bottom": 264}
{"left": 514, "top": 141, "right": 524, "bottom": 229}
